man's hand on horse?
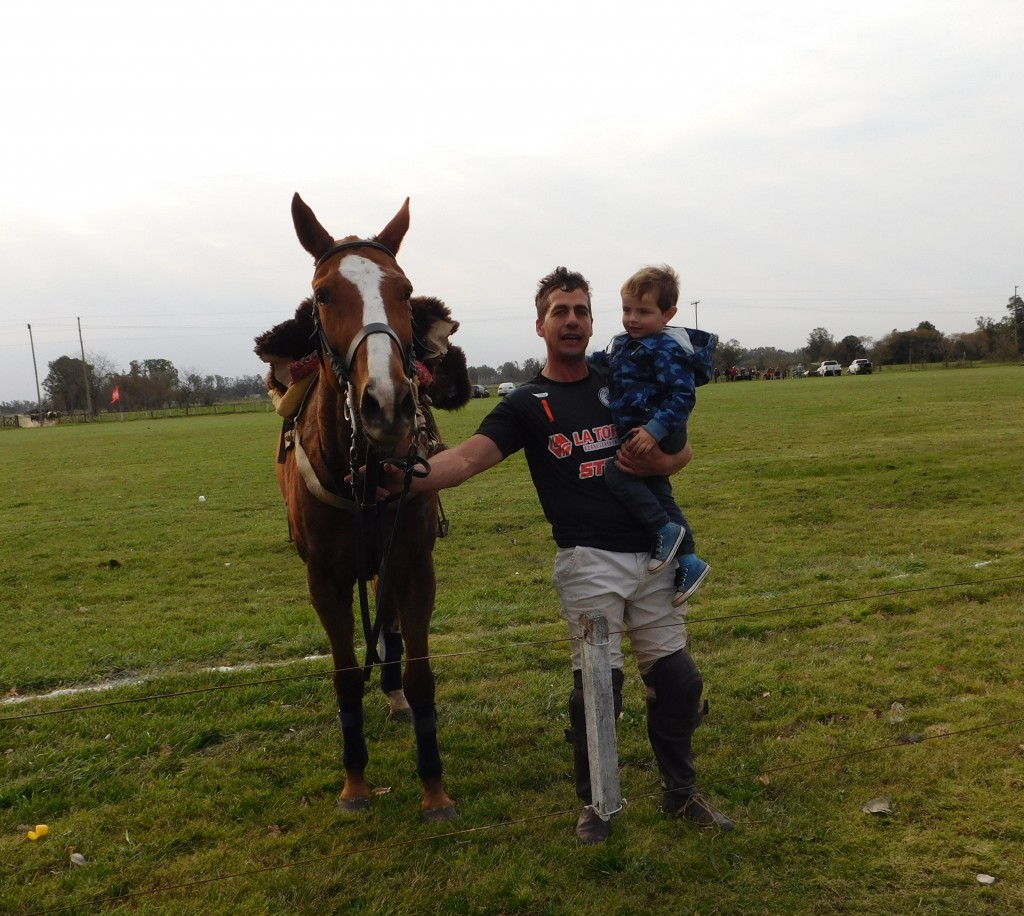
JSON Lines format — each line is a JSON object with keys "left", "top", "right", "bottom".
{"left": 347, "top": 465, "right": 400, "bottom": 502}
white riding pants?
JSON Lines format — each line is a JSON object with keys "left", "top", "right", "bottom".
{"left": 552, "top": 546, "right": 688, "bottom": 675}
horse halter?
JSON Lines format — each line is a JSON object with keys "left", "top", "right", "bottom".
{"left": 311, "top": 238, "right": 416, "bottom": 386}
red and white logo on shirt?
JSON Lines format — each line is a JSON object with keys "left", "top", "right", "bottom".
{"left": 548, "top": 433, "right": 573, "bottom": 459}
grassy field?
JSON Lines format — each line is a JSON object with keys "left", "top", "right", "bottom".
{"left": 2, "top": 366, "right": 1023, "bottom": 914}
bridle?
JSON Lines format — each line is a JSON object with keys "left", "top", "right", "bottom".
{"left": 311, "top": 238, "right": 417, "bottom": 387}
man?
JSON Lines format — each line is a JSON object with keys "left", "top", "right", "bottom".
{"left": 396, "top": 267, "right": 733, "bottom": 844}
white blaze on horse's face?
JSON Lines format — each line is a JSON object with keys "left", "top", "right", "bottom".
{"left": 338, "top": 254, "right": 401, "bottom": 401}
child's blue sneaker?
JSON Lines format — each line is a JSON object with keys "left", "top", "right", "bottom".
{"left": 673, "top": 554, "right": 710, "bottom": 607}
{"left": 648, "top": 522, "right": 685, "bottom": 573}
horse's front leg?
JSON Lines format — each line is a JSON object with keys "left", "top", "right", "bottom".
{"left": 307, "top": 563, "right": 369, "bottom": 812}
{"left": 400, "top": 566, "right": 457, "bottom": 823}
{"left": 379, "top": 621, "right": 413, "bottom": 724}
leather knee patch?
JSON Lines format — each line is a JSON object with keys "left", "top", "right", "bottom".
{"left": 642, "top": 649, "right": 703, "bottom": 710}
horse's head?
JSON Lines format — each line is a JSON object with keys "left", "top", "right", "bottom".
{"left": 292, "top": 194, "right": 417, "bottom": 449}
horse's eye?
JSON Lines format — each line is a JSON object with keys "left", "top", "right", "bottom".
{"left": 403, "top": 286, "right": 413, "bottom": 302}
{"left": 314, "top": 288, "right": 331, "bottom": 306}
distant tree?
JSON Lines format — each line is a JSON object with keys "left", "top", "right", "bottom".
{"left": 175, "top": 370, "right": 204, "bottom": 409}
{"left": 227, "top": 374, "right": 265, "bottom": 399}
{"left": 973, "top": 316, "right": 1002, "bottom": 356}
{"left": 743, "top": 346, "right": 798, "bottom": 372}
{"left": 1007, "top": 294, "right": 1024, "bottom": 356}
{"left": 805, "top": 327, "right": 834, "bottom": 362}
{"left": 714, "top": 338, "right": 744, "bottom": 370}
{"left": 85, "top": 351, "right": 119, "bottom": 410}
{"left": 468, "top": 364, "right": 497, "bottom": 384}
{"left": 833, "top": 335, "right": 867, "bottom": 365}
{"left": 43, "top": 355, "right": 97, "bottom": 413}
{"left": 497, "top": 360, "right": 521, "bottom": 382}
{"left": 912, "top": 322, "right": 947, "bottom": 362}
{"left": 949, "top": 331, "right": 987, "bottom": 362}
{"left": 521, "top": 357, "right": 543, "bottom": 379}
{"left": 117, "top": 358, "right": 180, "bottom": 409}
{"left": 877, "top": 322, "right": 950, "bottom": 365}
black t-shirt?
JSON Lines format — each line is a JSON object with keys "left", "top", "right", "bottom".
{"left": 477, "top": 368, "right": 649, "bottom": 552}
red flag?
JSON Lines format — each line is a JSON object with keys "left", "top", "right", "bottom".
{"left": 111, "top": 385, "right": 120, "bottom": 404}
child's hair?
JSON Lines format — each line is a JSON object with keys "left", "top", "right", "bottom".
{"left": 621, "top": 264, "right": 680, "bottom": 313}
{"left": 535, "top": 266, "right": 592, "bottom": 319}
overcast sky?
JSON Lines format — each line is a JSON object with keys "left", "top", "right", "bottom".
{"left": 1, "top": 0, "right": 1021, "bottom": 402}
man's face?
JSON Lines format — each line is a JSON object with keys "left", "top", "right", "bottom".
{"left": 536, "top": 288, "right": 593, "bottom": 360}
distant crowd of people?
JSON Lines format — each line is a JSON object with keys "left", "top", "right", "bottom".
{"left": 714, "top": 366, "right": 792, "bottom": 382}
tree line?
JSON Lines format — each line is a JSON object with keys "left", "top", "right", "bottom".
{"left": 1, "top": 354, "right": 265, "bottom": 416}
{"left": 796, "top": 294, "right": 1023, "bottom": 368}
{"left": 9, "top": 297, "right": 1020, "bottom": 414}
{"left": 468, "top": 295, "right": 1024, "bottom": 383}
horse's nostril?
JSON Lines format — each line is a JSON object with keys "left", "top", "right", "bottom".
{"left": 400, "top": 391, "right": 416, "bottom": 423}
{"left": 361, "top": 391, "right": 383, "bottom": 425}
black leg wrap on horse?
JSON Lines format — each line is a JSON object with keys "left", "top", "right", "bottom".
{"left": 380, "top": 632, "right": 404, "bottom": 694}
{"left": 412, "top": 704, "right": 444, "bottom": 781}
{"left": 642, "top": 649, "right": 708, "bottom": 811}
{"left": 565, "top": 668, "right": 624, "bottom": 804}
{"left": 337, "top": 707, "right": 369, "bottom": 772}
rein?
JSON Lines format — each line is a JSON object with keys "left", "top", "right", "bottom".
{"left": 304, "top": 237, "right": 427, "bottom": 680}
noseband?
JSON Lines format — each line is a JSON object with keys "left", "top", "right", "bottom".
{"left": 311, "top": 238, "right": 416, "bottom": 386}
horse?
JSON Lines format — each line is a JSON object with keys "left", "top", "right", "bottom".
{"left": 254, "top": 194, "right": 470, "bottom": 821}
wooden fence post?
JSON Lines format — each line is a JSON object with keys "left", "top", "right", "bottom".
{"left": 579, "top": 612, "right": 622, "bottom": 821}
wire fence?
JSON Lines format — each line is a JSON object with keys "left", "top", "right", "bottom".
{"left": 4, "top": 573, "right": 1020, "bottom": 725}
{"left": 5, "top": 571, "right": 1024, "bottom": 913}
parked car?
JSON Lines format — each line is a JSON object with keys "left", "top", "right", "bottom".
{"left": 472, "top": 384, "right": 490, "bottom": 398}
{"left": 497, "top": 382, "right": 516, "bottom": 397}
{"left": 816, "top": 360, "right": 842, "bottom": 377}
{"left": 848, "top": 358, "right": 873, "bottom": 375}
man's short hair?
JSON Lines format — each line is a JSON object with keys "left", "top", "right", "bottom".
{"left": 621, "top": 265, "right": 680, "bottom": 313}
{"left": 535, "top": 266, "right": 592, "bottom": 319}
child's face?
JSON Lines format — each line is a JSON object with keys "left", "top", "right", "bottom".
{"left": 621, "top": 291, "right": 676, "bottom": 339}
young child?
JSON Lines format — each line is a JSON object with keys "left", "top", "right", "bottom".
{"left": 590, "top": 265, "right": 714, "bottom": 606}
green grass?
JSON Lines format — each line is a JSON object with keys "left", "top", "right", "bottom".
{"left": 2, "top": 367, "right": 1023, "bottom": 914}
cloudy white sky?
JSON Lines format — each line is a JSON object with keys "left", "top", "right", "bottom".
{"left": 1, "top": 0, "right": 1021, "bottom": 402}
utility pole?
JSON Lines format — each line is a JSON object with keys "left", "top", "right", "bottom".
{"left": 691, "top": 300, "right": 700, "bottom": 329}
{"left": 77, "top": 317, "right": 93, "bottom": 419}
{"left": 28, "top": 324, "right": 43, "bottom": 425}
{"left": 1015, "top": 286, "right": 1021, "bottom": 355}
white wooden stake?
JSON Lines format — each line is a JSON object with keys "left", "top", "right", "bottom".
{"left": 579, "top": 612, "right": 622, "bottom": 820}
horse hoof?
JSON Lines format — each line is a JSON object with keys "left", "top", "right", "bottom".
{"left": 338, "top": 796, "right": 371, "bottom": 814}
{"left": 389, "top": 707, "right": 414, "bottom": 725}
{"left": 386, "top": 689, "right": 414, "bottom": 725}
{"left": 422, "top": 805, "right": 458, "bottom": 823}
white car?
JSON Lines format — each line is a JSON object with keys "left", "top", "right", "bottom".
{"left": 497, "top": 382, "right": 516, "bottom": 397}
{"left": 816, "top": 360, "right": 842, "bottom": 377}
{"left": 848, "top": 358, "right": 873, "bottom": 375}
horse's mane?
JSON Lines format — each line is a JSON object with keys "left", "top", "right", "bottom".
{"left": 254, "top": 296, "right": 472, "bottom": 411}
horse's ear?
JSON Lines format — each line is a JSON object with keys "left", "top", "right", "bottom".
{"left": 292, "top": 193, "right": 335, "bottom": 262}
{"left": 376, "top": 198, "right": 410, "bottom": 256}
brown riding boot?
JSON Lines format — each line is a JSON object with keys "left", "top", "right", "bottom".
{"left": 670, "top": 792, "right": 735, "bottom": 831}
{"left": 575, "top": 806, "right": 611, "bottom": 845}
